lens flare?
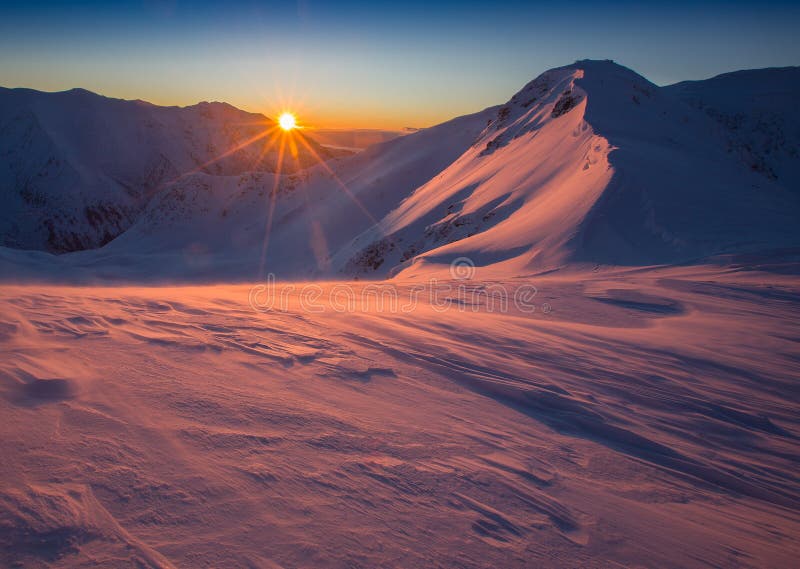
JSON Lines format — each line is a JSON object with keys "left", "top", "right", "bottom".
{"left": 278, "top": 112, "right": 296, "bottom": 131}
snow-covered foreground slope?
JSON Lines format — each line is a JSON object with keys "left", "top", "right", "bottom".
{"left": 0, "top": 87, "right": 331, "bottom": 254}
{"left": 1, "top": 265, "right": 799, "bottom": 567}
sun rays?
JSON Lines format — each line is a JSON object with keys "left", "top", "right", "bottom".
{"left": 146, "top": 103, "right": 378, "bottom": 280}
{"left": 247, "top": 110, "right": 379, "bottom": 279}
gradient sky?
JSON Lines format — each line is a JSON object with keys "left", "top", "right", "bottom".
{"left": 1, "top": 1, "right": 798, "bottom": 129}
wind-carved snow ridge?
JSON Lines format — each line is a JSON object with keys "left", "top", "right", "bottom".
{"left": 336, "top": 60, "right": 800, "bottom": 279}
{"left": 478, "top": 66, "right": 585, "bottom": 157}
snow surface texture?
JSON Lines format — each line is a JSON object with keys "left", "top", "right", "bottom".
{"left": 0, "top": 87, "right": 332, "bottom": 254}
{"left": 1, "top": 266, "right": 799, "bottom": 567}
{"left": 1, "top": 60, "right": 800, "bottom": 567}
{"left": 3, "top": 60, "right": 797, "bottom": 281}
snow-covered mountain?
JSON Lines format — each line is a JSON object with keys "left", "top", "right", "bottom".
{"left": 2, "top": 102, "right": 499, "bottom": 281}
{"left": 665, "top": 67, "right": 800, "bottom": 186}
{"left": 1, "top": 60, "right": 799, "bottom": 281}
{"left": 0, "top": 87, "right": 332, "bottom": 253}
{"left": 338, "top": 60, "right": 800, "bottom": 278}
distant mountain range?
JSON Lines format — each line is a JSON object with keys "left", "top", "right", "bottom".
{"left": 1, "top": 60, "right": 798, "bottom": 281}
{"left": 0, "top": 87, "right": 333, "bottom": 253}
{"left": 311, "top": 128, "right": 412, "bottom": 151}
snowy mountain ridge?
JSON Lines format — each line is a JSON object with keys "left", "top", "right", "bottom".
{"left": 337, "top": 60, "right": 799, "bottom": 278}
{"left": 0, "top": 86, "right": 331, "bottom": 253}
{"left": 1, "top": 60, "right": 799, "bottom": 281}
{"left": 665, "top": 66, "right": 800, "bottom": 185}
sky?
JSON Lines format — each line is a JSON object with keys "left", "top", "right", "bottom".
{"left": 1, "top": 0, "right": 798, "bottom": 129}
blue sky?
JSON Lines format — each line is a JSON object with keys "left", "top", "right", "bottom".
{"left": 1, "top": 1, "right": 798, "bottom": 128}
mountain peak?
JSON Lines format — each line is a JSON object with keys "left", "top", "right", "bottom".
{"left": 184, "top": 100, "right": 268, "bottom": 122}
{"left": 476, "top": 59, "right": 660, "bottom": 158}
{"left": 64, "top": 87, "right": 97, "bottom": 96}
{"left": 506, "top": 59, "right": 655, "bottom": 111}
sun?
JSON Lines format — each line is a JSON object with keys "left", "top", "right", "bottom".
{"left": 278, "top": 112, "right": 296, "bottom": 131}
